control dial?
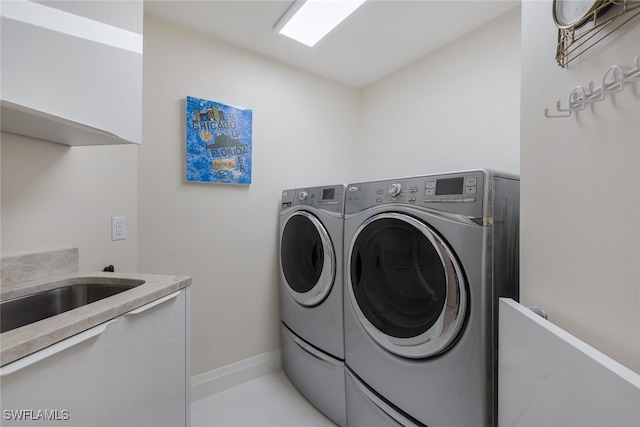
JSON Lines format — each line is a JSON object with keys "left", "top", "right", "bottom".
{"left": 298, "top": 191, "right": 309, "bottom": 201}
{"left": 387, "top": 183, "right": 403, "bottom": 197}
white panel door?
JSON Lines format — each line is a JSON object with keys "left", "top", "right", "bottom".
{"left": 117, "top": 290, "right": 188, "bottom": 427}
{"left": 0, "top": 320, "right": 120, "bottom": 427}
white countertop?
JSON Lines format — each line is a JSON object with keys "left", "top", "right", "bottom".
{"left": 0, "top": 271, "right": 191, "bottom": 366}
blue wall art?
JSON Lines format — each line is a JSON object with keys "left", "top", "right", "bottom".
{"left": 185, "top": 96, "right": 252, "bottom": 185}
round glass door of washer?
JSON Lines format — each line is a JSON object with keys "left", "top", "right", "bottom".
{"left": 281, "top": 211, "right": 336, "bottom": 307}
{"left": 348, "top": 212, "right": 467, "bottom": 358}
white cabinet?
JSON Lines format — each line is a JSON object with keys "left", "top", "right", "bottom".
{"left": 0, "top": 0, "right": 143, "bottom": 145}
{"left": 117, "top": 291, "right": 189, "bottom": 427}
{"left": 0, "top": 320, "right": 120, "bottom": 426}
{"left": 498, "top": 298, "right": 640, "bottom": 427}
{"left": 0, "top": 288, "right": 190, "bottom": 427}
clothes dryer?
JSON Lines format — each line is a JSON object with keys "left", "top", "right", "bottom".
{"left": 279, "top": 184, "right": 346, "bottom": 427}
{"left": 343, "top": 170, "right": 519, "bottom": 427}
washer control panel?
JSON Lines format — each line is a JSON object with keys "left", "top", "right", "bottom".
{"left": 424, "top": 175, "right": 479, "bottom": 203}
{"left": 346, "top": 171, "right": 485, "bottom": 217}
{"left": 281, "top": 184, "right": 345, "bottom": 214}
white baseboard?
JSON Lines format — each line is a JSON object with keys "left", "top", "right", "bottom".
{"left": 191, "top": 350, "right": 282, "bottom": 402}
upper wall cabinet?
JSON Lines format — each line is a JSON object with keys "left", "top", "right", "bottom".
{"left": 0, "top": 0, "right": 143, "bottom": 146}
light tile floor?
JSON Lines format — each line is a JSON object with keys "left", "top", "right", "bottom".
{"left": 191, "top": 370, "right": 338, "bottom": 427}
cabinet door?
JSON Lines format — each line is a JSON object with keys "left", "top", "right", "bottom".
{"left": 0, "top": 0, "right": 142, "bottom": 145}
{"left": 117, "top": 290, "right": 188, "bottom": 427}
{"left": 0, "top": 320, "right": 119, "bottom": 427}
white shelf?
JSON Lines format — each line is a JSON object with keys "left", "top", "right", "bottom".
{"left": 1, "top": 101, "right": 138, "bottom": 146}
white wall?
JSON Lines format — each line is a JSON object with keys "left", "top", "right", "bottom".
{"left": 520, "top": 1, "right": 639, "bottom": 373}
{"left": 357, "top": 7, "right": 521, "bottom": 181}
{"left": 139, "top": 15, "right": 360, "bottom": 376}
{"left": 0, "top": 133, "right": 138, "bottom": 272}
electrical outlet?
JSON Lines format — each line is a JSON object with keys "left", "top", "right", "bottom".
{"left": 111, "top": 216, "right": 126, "bottom": 241}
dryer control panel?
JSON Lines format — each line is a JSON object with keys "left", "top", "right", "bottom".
{"left": 345, "top": 171, "right": 486, "bottom": 218}
{"left": 281, "top": 184, "right": 345, "bottom": 214}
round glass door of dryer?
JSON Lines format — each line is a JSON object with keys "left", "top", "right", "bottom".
{"left": 281, "top": 211, "right": 336, "bottom": 307}
{"left": 348, "top": 212, "right": 467, "bottom": 359}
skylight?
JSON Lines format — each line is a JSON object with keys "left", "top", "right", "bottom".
{"left": 275, "top": 0, "right": 368, "bottom": 47}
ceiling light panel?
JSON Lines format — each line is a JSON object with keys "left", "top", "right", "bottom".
{"left": 276, "top": 0, "right": 367, "bottom": 47}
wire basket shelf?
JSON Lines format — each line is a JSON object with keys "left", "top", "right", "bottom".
{"left": 556, "top": 0, "right": 640, "bottom": 68}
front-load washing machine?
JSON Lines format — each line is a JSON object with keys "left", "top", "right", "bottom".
{"left": 343, "top": 170, "right": 519, "bottom": 427}
{"left": 279, "top": 184, "right": 346, "bottom": 426}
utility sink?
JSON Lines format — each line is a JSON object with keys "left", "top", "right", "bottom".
{"left": 0, "top": 282, "right": 140, "bottom": 334}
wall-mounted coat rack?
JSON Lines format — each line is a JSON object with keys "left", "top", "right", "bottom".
{"left": 544, "top": 55, "right": 640, "bottom": 118}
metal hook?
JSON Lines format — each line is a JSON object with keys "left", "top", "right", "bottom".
{"left": 567, "top": 86, "right": 588, "bottom": 110}
{"left": 583, "top": 81, "right": 604, "bottom": 103}
{"left": 601, "top": 64, "right": 625, "bottom": 93}
{"left": 623, "top": 55, "right": 640, "bottom": 80}
{"left": 544, "top": 101, "right": 572, "bottom": 118}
